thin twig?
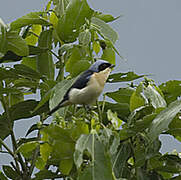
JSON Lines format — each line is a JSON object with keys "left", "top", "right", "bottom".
{"left": 0, "top": 138, "right": 14, "bottom": 157}
{"left": 96, "top": 101, "right": 102, "bottom": 123}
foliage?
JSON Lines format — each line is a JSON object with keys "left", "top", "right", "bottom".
{"left": 0, "top": 0, "right": 181, "bottom": 179}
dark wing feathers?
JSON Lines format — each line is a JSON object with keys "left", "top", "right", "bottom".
{"left": 63, "top": 70, "right": 94, "bottom": 101}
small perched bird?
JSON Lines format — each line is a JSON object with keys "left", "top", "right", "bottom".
{"left": 48, "top": 60, "right": 115, "bottom": 115}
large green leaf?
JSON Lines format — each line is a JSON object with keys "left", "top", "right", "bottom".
{"left": 108, "top": 71, "right": 144, "bottom": 83}
{"left": 75, "top": 133, "right": 113, "bottom": 180}
{"left": 6, "top": 31, "right": 29, "bottom": 56}
{"left": 149, "top": 154, "right": 181, "bottom": 174}
{"left": 37, "top": 30, "right": 54, "bottom": 79}
{"left": 101, "top": 47, "right": 116, "bottom": 65}
{"left": 2, "top": 165, "right": 21, "bottom": 180}
{"left": 78, "top": 29, "right": 91, "bottom": 46}
{"left": 0, "top": 114, "right": 11, "bottom": 140}
{"left": 144, "top": 84, "right": 167, "bottom": 109}
{"left": 13, "top": 64, "right": 41, "bottom": 79}
{"left": 112, "top": 142, "right": 132, "bottom": 179}
{"left": 56, "top": 0, "right": 93, "bottom": 42}
{"left": 0, "top": 171, "right": 8, "bottom": 180}
{"left": 147, "top": 100, "right": 181, "bottom": 142}
{"left": 94, "top": 12, "right": 121, "bottom": 23}
{"left": 10, "top": 12, "right": 50, "bottom": 30}
{"left": 17, "top": 141, "right": 39, "bottom": 158}
{"left": 42, "top": 124, "right": 74, "bottom": 143}
{"left": 21, "top": 56, "right": 37, "bottom": 71}
{"left": 38, "top": 29, "right": 53, "bottom": 49}
{"left": 107, "top": 109, "right": 122, "bottom": 130}
{"left": 36, "top": 52, "right": 54, "bottom": 80}
{"left": 65, "top": 46, "right": 90, "bottom": 77}
{"left": 130, "top": 84, "right": 145, "bottom": 112}
{"left": 91, "top": 17, "right": 118, "bottom": 44}
{"left": 0, "top": 21, "right": 7, "bottom": 55}
{"left": 49, "top": 78, "right": 75, "bottom": 115}
{"left": 106, "top": 87, "right": 134, "bottom": 104}
{"left": 159, "top": 80, "right": 181, "bottom": 104}
{"left": 0, "top": 100, "right": 47, "bottom": 140}
{"left": 103, "top": 102, "right": 130, "bottom": 122}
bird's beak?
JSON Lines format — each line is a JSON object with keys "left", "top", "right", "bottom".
{"left": 110, "top": 64, "right": 115, "bottom": 68}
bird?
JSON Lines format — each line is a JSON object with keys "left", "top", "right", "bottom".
{"left": 48, "top": 60, "right": 115, "bottom": 115}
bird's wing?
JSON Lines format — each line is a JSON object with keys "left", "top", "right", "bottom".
{"left": 63, "top": 70, "right": 93, "bottom": 101}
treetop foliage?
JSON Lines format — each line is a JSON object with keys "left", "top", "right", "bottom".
{"left": 0, "top": 0, "right": 181, "bottom": 179}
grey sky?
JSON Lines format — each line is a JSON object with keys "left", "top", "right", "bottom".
{"left": 0, "top": 0, "right": 181, "bottom": 167}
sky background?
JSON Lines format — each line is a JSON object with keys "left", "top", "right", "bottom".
{"left": 0, "top": 0, "right": 181, "bottom": 167}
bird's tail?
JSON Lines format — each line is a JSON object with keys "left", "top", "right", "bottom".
{"left": 48, "top": 104, "right": 62, "bottom": 116}
{"left": 48, "top": 100, "right": 70, "bottom": 116}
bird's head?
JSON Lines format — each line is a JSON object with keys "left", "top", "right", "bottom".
{"left": 89, "top": 60, "right": 115, "bottom": 73}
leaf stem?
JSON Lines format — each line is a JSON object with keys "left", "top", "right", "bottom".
{"left": 28, "top": 115, "right": 44, "bottom": 177}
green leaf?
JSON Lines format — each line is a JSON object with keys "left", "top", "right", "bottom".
{"left": 21, "top": 56, "right": 37, "bottom": 71}
{"left": 34, "top": 170, "right": 60, "bottom": 180}
{"left": 93, "top": 40, "right": 101, "bottom": 54}
{"left": 9, "top": 100, "right": 40, "bottom": 121}
{"left": 36, "top": 52, "right": 54, "bottom": 79}
{"left": 35, "top": 157, "right": 46, "bottom": 170}
{"left": 78, "top": 29, "right": 91, "bottom": 46}
{"left": 42, "top": 124, "right": 74, "bottom": 143}
{"left": 91, "top": 17, "right": 118, "bottom": 44}
{"left": 71, "top": 59, "right": 90, "bottom": 77}
{"left": 150, "top": 154, "right": 181, "bottom": 174}
{"left": 65, "top": 46, "right": 86, "bottom": 75}
{"left": 107, "top": 109, "right": 122, "bottom": 130}
{"left": 13, "top": 64, "right": 41, "bottom": 79}
{"left": 112, "top": 142, "right": 132, "bottom": 179}
{"left": 0, "top": 100, "right": 44, "bottom": 140}
{"left": 56, "top": 0, "right": 93, "bottom": 42}
{"left": 2, "top": 165, "right": 21, "bottom": 180}
{"left": 40, "top": 143, "right": 52, "bottom": 162}
{"left": 144, "top": 84, "right": 167, "bottom": 109}
{"left": 59, "top": 159, "right": 73, "bottom": 175}
{"left": 0, "top": 22, "right": 7, "bottom": 54}
{"left": 25, "top": 25, "right": 42, "bottom": 46}
{"left": 49, "top": 78, "right": 75, "bottom": 115}
{"left": 0, "top": 114, "right": 11, "bottom": 140}
{"left": 51, "top": 141, "right": 74, "bottom": 163}
{"left": 38, "top": 29, "right": 53, "bottom": 49}
{"left": 74, "top": 134, "right": 91, "bottom": 169}
{"left": 0, "top": 51, "right": 22, "bottom": 63}
{"left": 0, "top": 87, "right": 21, "bottom": 95}
{"left": 17, "top": 141, "right": 39, "bottom": 158}
{"left": 0, "top": 171, "right": 8, "bottom": 180}
{"left": 101, "top": 47, "right": 116, "bottom": 65}
{"left": 0, "top": 67, "right": 19, "bottom": 80}
{"left": 106, "top": 87, "right": 134, "bottom": 104}
{"left": 36, "top": 29, "right": 54, "bottom": 79}
{"left": 6, "top": 31, "right": 29, "bottom": 56}
{"left": 159, "top": 80, "right": 181, "bottom": 104}
{"left": 26, "top": 123, "right": 48, "bottom": 137}
{"left": 103, "top": 102, "right": 130, "bottom": 122}
{"left": 147, "top": 100, "right": 181, "bottom": 142}
{"left": 108, "top": 71, "right": 144, "bottom": 83}
{"left": 10, "top": 12, "right": 50, "bottom": 30}
{"left": 76, "top": 133, "right": 113, "bottom": 180}
{"left": 34, "top": 90, "right": 52, "bottom": 113}
{"left": 130, "top": 84, "right": 145, "bottom": 112}
{"left": 94, "top": 13, "right": 121, "bottom": 23}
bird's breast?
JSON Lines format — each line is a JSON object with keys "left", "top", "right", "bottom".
{"left": 68, "top": 67, "right": 111, "bottom": 105}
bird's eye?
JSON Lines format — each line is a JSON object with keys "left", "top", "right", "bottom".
{"left": 98, "top": 63, "right": 110, "bottom": 72}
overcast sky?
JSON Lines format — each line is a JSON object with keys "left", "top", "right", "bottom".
{"left": 0, "top": 0, "right": 181, "bottom": 166}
